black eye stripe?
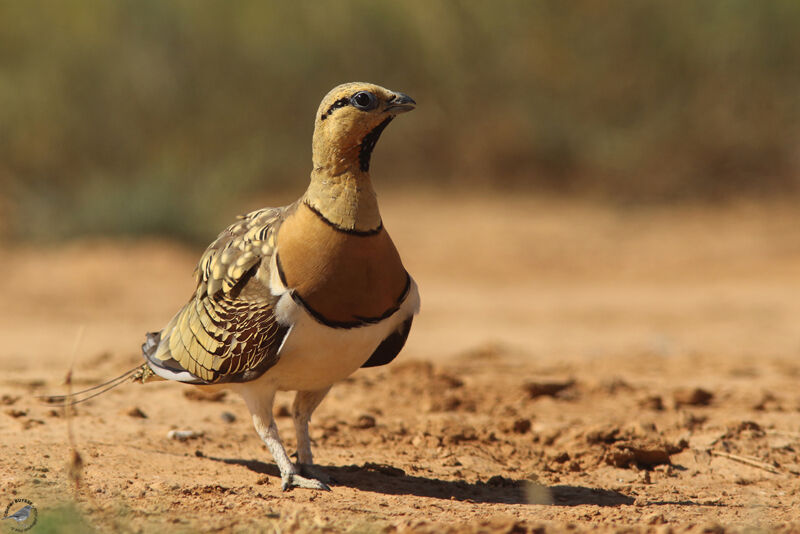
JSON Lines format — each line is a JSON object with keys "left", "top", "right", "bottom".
{"left": 320, "top": 97, "right": 350, "bottom": 121}
{"left": 319, "top": 91, "right": 378, "bottom": 121}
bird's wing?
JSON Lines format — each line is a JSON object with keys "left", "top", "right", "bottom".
{"left": 146, "top": 205, "right": 295, "bottom": 384}
{"left": 4, "top": 505, "right": 31, "bottom": 521}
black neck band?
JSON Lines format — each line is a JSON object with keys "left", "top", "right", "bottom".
{"left": 303, "top": 200, "right": 383, "bottom": 236}
{"left": 276, "top": 252, "right": 411, "bottom": 330}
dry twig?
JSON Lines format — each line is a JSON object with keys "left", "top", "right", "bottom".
{"left": 64, "top": 326, "right": 86, "bottom": 491}
{"left": 766, "top": 429, "right": 800, "bottom": 440}
{"left": 709, "top": 450, "right": 781, "bottom": 475}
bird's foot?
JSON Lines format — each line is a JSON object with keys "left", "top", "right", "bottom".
{"left": 281, "top": 472, "right": 331, "bottom": 492}
{"left": 298, "top": 463, "right": 333, "bottom": 485}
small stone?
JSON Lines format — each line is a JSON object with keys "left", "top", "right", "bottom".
{"left": 630, "top": 444, "right": 671, "bottom": 467}
{"left": 354, "top": 414, "right": 376, "bottom": 429}
{"left": 125, "top": 407, "right": 147, "bottom": 418}
{"left": 605, "top": 448, "right": 636, "bottom": 468}
{"left": 167, "top": 430, "right": 204, "bottom": 441}
{"left": 639, "top": 395, "right": 664, "bottom": 411}
{"left": 220, "top": 411, "right": 236, "bottom": 423}
{"left": 1, "top": 395, "right": 20, "bottom": 405}
{"left": 512, "top": 418, "right": 532, "bottom": 434}
{"left": 524, "top": 379, "right": 575, "bottom": 399}
{"left": 673, "top": 388, "right": 713, "bottom": 407}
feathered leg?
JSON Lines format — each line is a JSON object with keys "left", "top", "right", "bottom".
{"left": 293, "top": 387, "right": 332, "bottom": 483}
{"left": 241, "top": 387, "right": 330, "bottom": 491}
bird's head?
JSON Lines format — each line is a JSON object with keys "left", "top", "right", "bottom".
{"left": 312, "top": 82, "right": 415, "bottom": 174}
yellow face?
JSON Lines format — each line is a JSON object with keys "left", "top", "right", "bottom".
{"left": 312, "top": 82, "right": 415, "bottom": 172}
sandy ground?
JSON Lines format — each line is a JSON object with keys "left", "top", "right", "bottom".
{"left": 1, "top": 192, "right": 799, "bottom": 533}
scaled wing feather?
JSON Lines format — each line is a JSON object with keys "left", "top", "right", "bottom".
{"left": 148, "top": 205, "right": 294, "bottom": 384}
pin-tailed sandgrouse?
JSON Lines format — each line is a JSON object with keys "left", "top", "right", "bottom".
{"left": 51, "top": 82, "right": 419, "bottom": 491}
{"left": 150, "top": 82, "right": 420, "bottom": 490}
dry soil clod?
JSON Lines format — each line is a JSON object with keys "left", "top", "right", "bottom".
{"left": 125, "top": 406, "right": 147, "bottom": 418}
{"left": 167, "top": 430, "right": 204, "bottom": 441}
{"left": 183, "top": 389, "right": 227, "bottom": 402}
{"left": 524, "top": 380, "right": 575, "bottom": 399}
{"left": 673, "top": 387, "right": 714, "bottom": 407}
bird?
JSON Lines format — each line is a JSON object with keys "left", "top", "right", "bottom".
{"left": 2, "top": 504, "right": 33, "bottom": 523}
{"left": 42, "top": 82, "right": 420, "bottom": 491}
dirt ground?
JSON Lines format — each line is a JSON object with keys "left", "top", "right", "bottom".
{"left": 1, "top": 192, "right": 799, "bottom": 533}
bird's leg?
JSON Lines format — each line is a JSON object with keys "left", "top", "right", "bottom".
{"left": 293, "top": 387, "right": 332, "bottom": 483}
{"left": 243, "top": 389, "right": 330, "bottom": 491}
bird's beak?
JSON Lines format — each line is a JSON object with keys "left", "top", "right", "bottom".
{"left": 384, "top": 92, "right": 416, "bottom": 114}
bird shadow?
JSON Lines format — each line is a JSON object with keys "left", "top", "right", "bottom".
{"left": 206, "top": 456, "right": 634, "bottom": 507}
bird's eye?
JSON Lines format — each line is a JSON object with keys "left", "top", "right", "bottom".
{"left": 351, "top": 91, "right": 377, "bottom": 111}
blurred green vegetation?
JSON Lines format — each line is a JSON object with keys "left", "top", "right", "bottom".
{"left": 1, "top": 1, "right": 799, "bottom": 242}
{"left": 23, "top": 503, "right": 96, "bottom": 534}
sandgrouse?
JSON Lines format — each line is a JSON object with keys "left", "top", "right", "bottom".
{"left": 50, "top": 82, "right": 419, "bottom": 491}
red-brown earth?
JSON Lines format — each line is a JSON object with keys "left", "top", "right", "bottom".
{"left": 1, "top": 193, "right": 799, "bottom": 532}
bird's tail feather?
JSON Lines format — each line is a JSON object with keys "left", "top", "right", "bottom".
{"left": 37, "top": 363, "right": 160, "bottom": 407}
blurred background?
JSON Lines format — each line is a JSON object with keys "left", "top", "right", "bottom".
{"left": 1, "top": 6, "right": 799, "bottom": 528}
{"left": 1, "top": 0, "right": 799, "bottom": 243}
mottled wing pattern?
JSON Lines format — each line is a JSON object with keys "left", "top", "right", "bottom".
{"left": 149, "top": 206, "right": 293, "bottom": 384}
{"left": 196, "top": 207, "right": 283, "bottom": 296}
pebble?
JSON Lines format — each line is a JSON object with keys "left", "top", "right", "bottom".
{"left": 125, "top": 407, "right": 147, "bottom": 418}
{"left": 220, "top": 411, "right": 236, "bottom": 423}
{"left": 167, "top": 430, "right": 204, "bottom": 441}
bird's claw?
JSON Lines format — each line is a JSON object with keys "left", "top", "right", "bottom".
{"left": 281, "top": 473, "right": 331, "bottom": 492}
{"left": 298, "top": 463, "right": 333, "bottom": 485}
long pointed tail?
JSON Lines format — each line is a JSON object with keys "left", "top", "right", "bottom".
{"left": 37, "top": 363, "right": 159, "bottom": 407}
